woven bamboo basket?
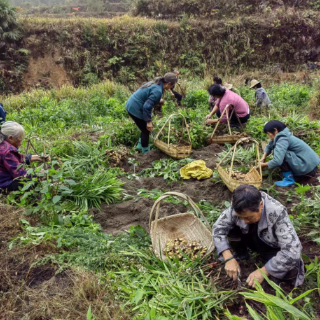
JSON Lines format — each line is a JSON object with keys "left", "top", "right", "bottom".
{"left": 216, "top": 137, "right": 262, "bottom": 192}
{"left": 154, "top": 113, "right": 192, "bottom": 159}
{"left": 208, "top": 104, "right": 247, "bottom": 145}
{"left": 149, "top": 192, "right": 214, "bottom": 260}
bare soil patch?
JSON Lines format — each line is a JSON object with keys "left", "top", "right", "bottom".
{"left": 0, "top": 204, "right": 130, "bottom": 320}
{"left": 122, "top": 143, "right": 224, "bottom": 174}
{"left": 93, "top": 175, "right": 231, "bottom": 235}
{"left": 23, "top": 53, "right": 71, "bottom": 90}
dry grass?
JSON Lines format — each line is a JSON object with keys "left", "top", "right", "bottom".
{"left": 0, "top": 203, "right": 130, "bottom": 320}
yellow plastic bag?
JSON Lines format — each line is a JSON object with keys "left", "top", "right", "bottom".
{"left": 180, "top": 160, "right": 213, "bottom": 180}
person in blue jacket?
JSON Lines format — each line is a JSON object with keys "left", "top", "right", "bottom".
{"left": 126, "top": 73, "right": 178, "bottom": 154}
{"left": 0, "top": 103, "right": 6, "bottom": 124}
{"left": 260, "top": 120, "right": 320, "bottom": 187}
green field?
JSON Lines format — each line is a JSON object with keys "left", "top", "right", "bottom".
{"left": 1, "top": 77, "right": 320, "bottom": 319}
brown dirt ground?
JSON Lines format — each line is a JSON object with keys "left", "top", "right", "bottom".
{"left": 0, "top": 204, "right": 130, "bottom": 320}
{"left": 121, "top": 143, "right": 224, "bottom": 174}
{"left": 23, "top": 53, "right": 71, "bottom": 90}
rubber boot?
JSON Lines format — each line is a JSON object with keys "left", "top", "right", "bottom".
{"left": 275, "top": 171, "right": 295, "bottom": 187}
{"left": 142, "top": 146, "right": 150, "bottom": 154}
{"left": 137, "top": 138, "right": 142, "bottom": 151}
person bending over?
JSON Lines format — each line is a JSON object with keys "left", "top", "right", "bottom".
{"left": 261, "top": 120, "right": 319, "bottom": 187}
{"left": 208, "top": 77, "right": 222, "bottom": 111}
{"left": 126, "top": 73, "right": 177, "bottom": 154}
{"left": 206, "top": 85, "right": 250, "bottom": 126}
{"left": 169, "top": 70, "right": 183, "bottom": 106}
{"left": 212, "top": 185, "right": 304, "bottom": 287}
{"left": 250, "top": 79, "right": 272, "bottom": 113}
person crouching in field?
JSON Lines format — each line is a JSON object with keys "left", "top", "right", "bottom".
{"left": 250, "top": 79, "right": 272, "bottom": 113}
{"left": 260, "top": 120, "right": 320, "bottom": 187}
{"left": 126, "top": 73, "right": 178, "bottom": 154}
{"left": 212, "top": 185, "right": 304, "bottom": 288}
{"left": 0, "top": 121, "right": 44, "bottom": 194}
{"left": 205, "top": 85, "right": 250, "bottom": 126}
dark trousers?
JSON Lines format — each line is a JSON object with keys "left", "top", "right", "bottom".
{"left": 228, "top": 226, "right": 298, "bottom": 282}
{"left": 280, "top": 160, "right": 318, "bottom": 182}
{"left": 0, "top": 179, "right": 23, "bottom": 194}
{"left": 216, "top": 110, "right": 250, "bottom": 125}
{"left": 172, "top": 90, "right": 182, "bottom": 106}
{"left": 128, "top": 112, "right": 150, "bottom": 148}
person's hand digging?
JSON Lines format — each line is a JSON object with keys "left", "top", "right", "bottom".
{"left": 222, "top": 250, "right": 241, "bottom": 281}
{"left": 246, "top": 267, "right": 269, "bottom": 288}
{"left": 225, "top": 258, "right": 241, "bottom": 281}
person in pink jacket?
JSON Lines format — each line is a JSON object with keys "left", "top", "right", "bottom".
{"left": 206, "top": 85, "right": 250, "bottom": 126}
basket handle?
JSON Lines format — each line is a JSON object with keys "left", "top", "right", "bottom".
{"left": 217, "top": 137, "right": 262, "bottom": 178}
{"left": 149, "top": 191, "right": 211, "bottom": 232}
{"left": 210, "top": 104, "right": 233, "bottom": 139}
{"left": 155, "top": 113, "right": 192, "bottom": 146}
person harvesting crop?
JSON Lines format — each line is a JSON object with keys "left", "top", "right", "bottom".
{"left": 205, "top": 85, "right": 250, "bottom": 126}
{"left": 126, "top": 73, "right": 177, "bottom": 154}
{"left": 0, "top": 121, "right": 47, "bottom": 193}
{"left": 260, "top": 120, "right": 319, "bottom": 187}
{"left": 250, "top": 79, "right": 272, "bottom": 113}
{"left": 169, "top": 70, "right": 183, "bottom": 106}
{"left": 212, "top": 185, "right": 304, "bottom": 288}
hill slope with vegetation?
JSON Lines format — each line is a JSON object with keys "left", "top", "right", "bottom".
{"left": 1, "top": 9, "right": 320, "bottom": 94}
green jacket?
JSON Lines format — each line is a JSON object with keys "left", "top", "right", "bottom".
{"left": 264, "top": 127, "right": 320, "bottom": 176}
{"left": 126, "top": 83, "right": 163, "bottom": 122}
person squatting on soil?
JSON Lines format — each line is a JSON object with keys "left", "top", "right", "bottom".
{"left": 205, "top": 85, "right": 250, "bottom": 126}
{"left": 0, "top": 121, "right": 44, "bottom": 194}
{"left": 212, "top": 185, "right": 305, "bottom": 288}
{"left": 126, "top": 73, "right": 178, "bottom": 154}
{"left": 169, "top": 70, "right": 183, "bottom": 106}
{"left": 249, "top": 79, "right": 272, "bottom": 113}
{"left": 260, "top": 120, "right": 320, "bottom": 187}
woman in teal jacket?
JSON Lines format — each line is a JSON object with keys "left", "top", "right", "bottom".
{"left": 126, "top": 73, "right": 177, "bottom": 154}
{"left": 260, "top": 120, "right": 320, "bottom": 187}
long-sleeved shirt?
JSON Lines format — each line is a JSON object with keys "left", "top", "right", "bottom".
{"left": 212, "top": 192, "right": 305, "bottom": 287}
{"left": 126, "top": 83, "right": 163, "bottom": 122}
{"left": 0, "top": 140, "right": 31, "bottom": 188}
{"left": 216, "top": 90, "right": 250, "bottom": 123}
{"left": 255, "top": 88, "right": 272, "bottom": 108}
{"left": 264, "top": 127, "right": 320, "bottom": 176}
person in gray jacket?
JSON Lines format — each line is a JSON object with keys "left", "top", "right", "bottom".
{"left": 212, "top": 185, "right": 304, "bottom": 288}
{"left": 250, "top": 79, "right": 272, "bottom": 113}
{"left": 261, "top": 120, "right": 320, "bottom": 187}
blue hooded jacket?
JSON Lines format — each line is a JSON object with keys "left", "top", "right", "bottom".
{"left": 264, "top": 127, "right": 320, "bottom": 176}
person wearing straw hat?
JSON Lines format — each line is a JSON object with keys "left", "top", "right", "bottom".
{"left": 0, "top": 121, "right": 45, "bottom": 194}
{"left": 260, "top": 120, "right": 319, "bottom": 187}
{"left": 250, "top": 79, "right": 272, "bottom": 113}
{"left": 212, "top": 185, "right": 304, "bottom": 288}
{"left": 205, "top": 85, "right": 250, "bottom": 126}
{"left": 126, "top": 73, "right": 178, "bottom": 154}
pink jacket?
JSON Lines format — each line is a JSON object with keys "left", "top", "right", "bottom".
{"left": 217, "top": 90, "right": 250, "bottom": 122}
